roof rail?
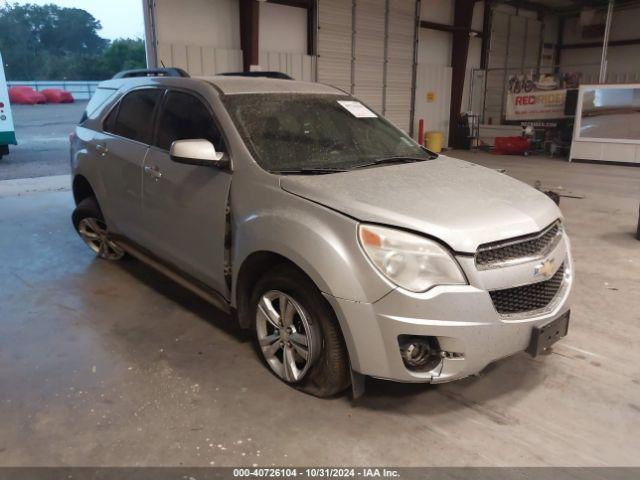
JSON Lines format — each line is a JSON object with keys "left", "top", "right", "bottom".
{"left": 219, "top": 71, "right": 293, "bottom": 80}
{"left": 112, "top": 68, "right": 190, "bottom": 79}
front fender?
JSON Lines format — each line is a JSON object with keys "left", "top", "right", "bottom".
{"left": 231, "top": 187, "right": 393, "bottom": 306}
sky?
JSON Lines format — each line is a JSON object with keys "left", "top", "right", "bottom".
{"left": 12, "top": 0, "right": 145, "bottom": 40}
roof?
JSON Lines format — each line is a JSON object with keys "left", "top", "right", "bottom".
{"left": 201, "top": 76, "right": 346, "bottom": 95}
{"left": 96, "top": 75, "right": 346, "bottom": 96}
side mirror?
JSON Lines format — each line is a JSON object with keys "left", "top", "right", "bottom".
{"left": 169, "top": 139, "right": 229, "bottom": 168}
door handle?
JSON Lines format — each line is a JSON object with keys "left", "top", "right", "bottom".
{"left": 95, "top": 143, "right": 108, "bottom": 156}
{"left": 144, "top": 165, "right": 163, "bottom": 180}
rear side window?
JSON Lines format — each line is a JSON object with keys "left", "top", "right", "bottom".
{"left": 81, "top": 87, "right": 117, "bottom": 123}
{"left": 105, "top": 89, "right": 162, "bottom": 144}
{"left": 154, "top": 91, "right": 224, "bottom": 151}
{"left": 103, "top": 105, "right": 118, "bottom": 133}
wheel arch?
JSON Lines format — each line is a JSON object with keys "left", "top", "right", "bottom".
{"left": 234, "top": 251, "right": 318, "bottom": 329}
{"left": 72, "top": 175, "right": 96, "bottom": 206}
{"left": 233, "top": 248, "right": 373, "bottom": 387}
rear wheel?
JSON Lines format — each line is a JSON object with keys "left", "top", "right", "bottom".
{"left": 251, "top": 264, "right": 351, "bottom": 397}
{"left": 72, "top": 197, "right": 125, "bottom": 261}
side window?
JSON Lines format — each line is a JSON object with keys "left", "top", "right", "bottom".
{"left": 155, "top": 91, "right": 224, "bottom": 152}
{"left": 103, "top": 104, "right": 118, "bottom": 133}
{"left": 105, "top": 89, "right": 162, "bottom": 144}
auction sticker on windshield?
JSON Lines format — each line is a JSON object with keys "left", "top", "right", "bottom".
{"left": 338, "top": 100, "right": 377, "bottom": 118}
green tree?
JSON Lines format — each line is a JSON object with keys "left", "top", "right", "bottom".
{"left": 0, "top": 3, "right": 43, "bottom": 79}
{"left": 39, "top": 6, "right": 107, "bottom": 55}
{"left": 0, "top": 3, "right": 145, "bottom": 80}
{"left": 100, "top": 38, "right": 147, "bottom": 75}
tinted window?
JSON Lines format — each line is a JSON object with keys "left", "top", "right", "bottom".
{"left": 155, "top": 91, "right": 223, "bottom": 151}
{"left": 103, "top": 104, "right": 118, "bottom": 133}
{"left": 107, "top": 89, "right": 161, "bottom": 144}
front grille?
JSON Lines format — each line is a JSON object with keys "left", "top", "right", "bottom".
{"left": 476, "top": 221, "right": 562, "bottom": 270}
{"left": 489, "top": 263, "right": 565, "bottom": 315}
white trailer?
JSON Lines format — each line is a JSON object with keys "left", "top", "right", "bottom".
{"left": 0, "top": 51, "right": 17, "bottom": 159}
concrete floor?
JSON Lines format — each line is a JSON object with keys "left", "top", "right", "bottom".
{"left": 0, "top": 152, "right": 639, "bottom": 466}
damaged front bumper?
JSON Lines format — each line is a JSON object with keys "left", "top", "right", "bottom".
{"left": 324, "top": 245, "right": 573, "bottom": 384}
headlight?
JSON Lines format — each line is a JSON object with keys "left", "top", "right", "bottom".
{"left": 358, "top": 224, "right": 467, "bottom": 292}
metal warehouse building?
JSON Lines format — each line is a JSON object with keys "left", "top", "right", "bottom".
{"left": 141, "top": 0, "right": 640, "bottom": 165}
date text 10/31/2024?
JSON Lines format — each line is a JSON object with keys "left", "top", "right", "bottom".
{"left": 232, "top": 468, "right": 401, "bottom": 478}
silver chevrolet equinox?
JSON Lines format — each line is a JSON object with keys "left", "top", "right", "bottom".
{"left": 70, "top": 76, "right": 573, "bottom": 397}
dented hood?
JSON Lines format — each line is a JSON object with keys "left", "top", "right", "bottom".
{"left": 280, "top": 157, "right": 561, "bottom": 253}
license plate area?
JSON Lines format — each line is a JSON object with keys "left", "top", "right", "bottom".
{"left": 527, "top": 311, "right": 570, "bottom": 356}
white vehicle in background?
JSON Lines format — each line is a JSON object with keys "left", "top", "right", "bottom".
{"left": 0, "top": 52, "right": 17, "bottom": 159}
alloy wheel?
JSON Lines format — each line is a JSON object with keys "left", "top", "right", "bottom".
{"left": 256, "top": 290, "right": 317, "bottom": 383}
{"left": 78, "top": 217, "right": 125, "bottom": 260}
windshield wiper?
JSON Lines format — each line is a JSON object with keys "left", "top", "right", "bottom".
{"left": 272, "top": 167, "right": 349, "bottom": 175}
{"left": 352, "top": 155, "right": 435, "bottom": 169}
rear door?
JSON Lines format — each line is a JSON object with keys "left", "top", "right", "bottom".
{"left": 98, "top": 88, "right": 162, "bottom": 242}
{"left": 141, "top": 89, "right": 231, "bottom": 295}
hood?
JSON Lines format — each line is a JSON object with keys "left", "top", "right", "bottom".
{"left": 280, "top": 157, "right": 561, "bottom": 253}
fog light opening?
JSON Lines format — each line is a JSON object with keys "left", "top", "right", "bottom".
{"left": 398, "top": 335, "right": 441, "bottom": 371}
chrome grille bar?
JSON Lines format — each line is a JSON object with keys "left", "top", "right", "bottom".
{"left": 475, "top": 220, "right": 563, "bottom": 270}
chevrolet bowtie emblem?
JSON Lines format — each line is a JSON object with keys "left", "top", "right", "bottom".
{"left": 535, "top": 258, "right": 556, "bottom": 278}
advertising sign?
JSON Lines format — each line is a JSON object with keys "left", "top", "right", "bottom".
{"left": 506, "top": 89, "right": 568, "bottom": 121}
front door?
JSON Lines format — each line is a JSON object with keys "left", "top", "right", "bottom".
{"left": 140, "top": 90, "right": 231, "bottom": 296}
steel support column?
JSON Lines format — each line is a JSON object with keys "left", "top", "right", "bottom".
{"left": 448, "top": 0, "right": 475, "bottom": 147}
{"left": 142, "top": 0, "right": 158, "bottom": 68}
{"left": 239, "top": 0, "right": 260, "bottom": 72}
{"left": 554, "top": 16, "right": 564, "bottom": 74}
{"left": 599, "top": 0, "right": 615, "bottom": 84}
{"left": 409, "top": 0, "right": 421, "bottom": 137}
{"left": 307, "top": 0, "right": 316, "bottom": 56}
{"left": 479, "top": 0, "right": 492, "bottom": 69}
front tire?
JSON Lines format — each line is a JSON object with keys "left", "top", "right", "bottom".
{"left": 72, "top": 197, "right": 125, "bottom": 261}
{"left": 251, "top": 264, "right": 351, "bottom": 397}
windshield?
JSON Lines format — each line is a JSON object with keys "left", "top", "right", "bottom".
{"left": 222, "top": 93, "right": 433, "bottom": 173}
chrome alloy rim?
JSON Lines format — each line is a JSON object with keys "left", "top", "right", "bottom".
{"left": 77, "top": 217, "right": 124, "bottom": 260}
{"left": 256, "top": 290, "right": 317, "bottom": 383}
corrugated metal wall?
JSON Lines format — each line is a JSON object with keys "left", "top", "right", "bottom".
{"left": 258, "top": 51, "right": 316, "bottom": 81}
{"left": 149, "top": 0, "right": 418, "bottom": 131}
{"left": 484, "top": 9, "right": 542, "bottom": 124}
{"left": 413, "top": 64, "right": 452, "bottom": 144}
{"left": 385, "top": 0, "right": 416, "bottom": 132}
{"left": 316, "top": 0, "right": 418, "bottom": 132}
{"left": 156, "top": 42, "right": 315, "bottom": 80}
{"left": 156, "top": 44, "right": 243, "bottom": 75}
{"left": 317, "top": 0, "right": 354, "bottom": 93}
{"left": 152, "top": 0, "right": 314, "bottom": 78}
{"left": 484, "top": 11, "right": 509, "bottom": 124}
{"left": 353, "top": 0, "right": 386, "bottom": 110}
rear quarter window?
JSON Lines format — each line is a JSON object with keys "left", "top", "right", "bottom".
{"left": 80, "top": 87, "right": 117, "bottom": 123}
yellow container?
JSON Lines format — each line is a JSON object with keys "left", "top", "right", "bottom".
{"left": 424, "top": 131, "right": 444, "bottom": 153}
